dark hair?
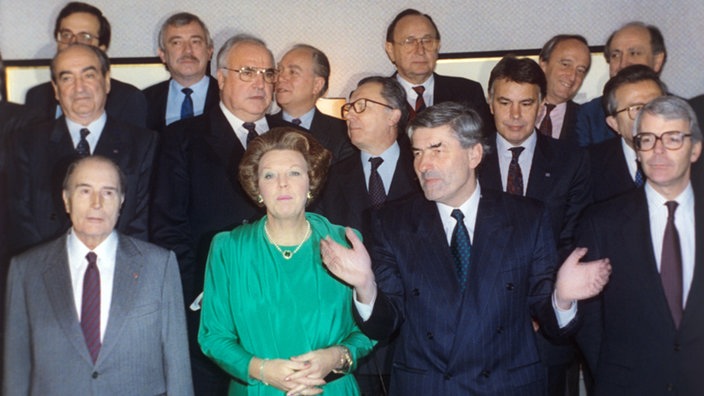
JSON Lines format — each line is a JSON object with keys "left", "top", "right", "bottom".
{"left": 216, "top": 33, "right": 273, "bottom": 69}
{"left": 604, "top": 22, "right": 666, "bottom": 66}
{"left": 289, "top": 44, "right": 330, "bottom": 97}
{"left": 50, "top": 43, "right": 110, "bottom": 83}
{"left": 539, "top": 34, "right": 590, "bottom": 66}
{"left": 634, "top": 96, "right": 702, "bottom": 144}
{"left": 385, "top": 9, "right": 440, "bottom": 43}
{"left": 408, "top": 101, "right": 488, "bottom": 156}
{"left": 63, "top": 155, "right": 126, "bottom": 195}
{"left": 158, "top": 12, "right": 213, "bottom": 50}
{"left": 488, "top": 55, "right": 546, "bottom": 100}
{"left": 354, "top": 76, "right": 408, "bottom": 134}
{"left": 239, "top": 127, "right": 331, "bottom": 207}
{"left": 54, "top": 2, "right": 111, "bottom": 49}
{"left": 602, "top": 64, "right": 667, "bottom": 115}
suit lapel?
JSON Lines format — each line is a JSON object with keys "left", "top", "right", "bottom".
{"left": 681, "top": 189, "right": 704, "bottom": 330}
{"left": 203, "top": 108, "right": 243, "bottom": 191}
{"left": 94, "top": 117, "right": 126, "bottom": 164}
{"left": 387, "top": 137, "right": 419, "bottom": 200}
{"left": 526, "top": 133, "right": 555, "bottom": 199}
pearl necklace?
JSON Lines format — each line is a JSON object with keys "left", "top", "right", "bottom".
{"left": 264, "top": 220, "right": 311, "bottom": 260}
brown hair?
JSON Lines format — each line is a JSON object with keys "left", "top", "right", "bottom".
{"left": 239, "top": 127, "right": 331, "bottom": 207}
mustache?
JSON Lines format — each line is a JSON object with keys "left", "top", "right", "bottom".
{"left": 177, "top": 55, "right": 199, "bottom": 62}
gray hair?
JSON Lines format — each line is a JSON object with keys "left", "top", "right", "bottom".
{"left": 50, "top": 43, "right": 110, "bottom": 83}
{"left": 354, "top": 76, "right": 409, "bottom": 135}
{"left": 634, "top": 96, "right": 702, "bottom": 143}
{"left": 408, "top": 101, "right": 488, "bottom": 155}
{"left": 216, "top": 34, "right": 273, "bottom": 69}
{"left": 158, "top": 12, "right": 213, "bottom": 51}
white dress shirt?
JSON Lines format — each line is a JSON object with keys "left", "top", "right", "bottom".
{"left": 65, "top": 112, "right": 107, "bottom": 155}
{"left": 396, "top": 73, "right": 435, "bottom": 108}
{"left": 621, "top": 138, "right": 640, "bottom": 182}
{"left": 219, "top": 102, "right": 270, "bottom": 149}
{"left": 496, "top": 131, "right": 537, "bottom": 194}
{"left": 360, "top": 141, "right": 401, "bottom": 194}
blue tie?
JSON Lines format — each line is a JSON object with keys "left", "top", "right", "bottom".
{"left": 181, "top": 88, "right": 194, "bottom": 119}
{"left": 634, "top": 161, "right": 645, "bottom": 187}
{"left": 450, "top": 209, "right": 471, "bottom": 290}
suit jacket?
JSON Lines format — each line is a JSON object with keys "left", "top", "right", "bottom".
{"left": 142, "top": 76, "right": 220, "bottom": 133}
{"left": 574, "top": 96, "right": 617, "bottom": 147}
{"left": 557, "top": 100, "right": 579, "bottom": 146}
{"left": 576, "top": 188, "right": 704, "bottom": 395}
{"left": 358, "top": 190, "right": 574, "bottom": 395}
{"left": 3, "top": 233, "right": 193, "bottom": 396}
{"left": 24, "top": 78, "right": 148, "bottom": 128}
{"left": 271, "top": 108, "right": 354, "bottom": 164}
{"left": 478, "top": 131, "right": 592, "bottom": 258}
{"left": 589, "top": 137, "right": 638, "bottom": 203}
{"left": 689, "top": 95, "right": 704, "bottom": 191}
{"left": 6, "top": 116, "right": 156, "bottom": 255}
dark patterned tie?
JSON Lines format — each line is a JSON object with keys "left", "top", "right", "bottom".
{"left": 368, "top": 157, "right": 386, "bottom": 208}
{"left": 181, "top": 88, "right": 194, "bottom": 119}
{"left": 506, "top": 147, "right": 525, "bottom": 196}
{"left": 413, "top": 85, "right": 426, "bottom": 113}
{"left": 291, "top": 118, "right": 302, "bottom": 126}
{"left": 76, "top": 128, "right": 91, "bottom": 157}
{"left": 450, "top": 209, "right": 471, "bottom": 291}
{"left": 661, "top": 201, "right": 683, "bottom": 328}
{"left": 243, "top": 122, "right": 259, "bottom": 147}
{"left": 538, "top": 103, "right": 556, "bottom": 136}
{"left": 81, "top": 251, "right": 101, "bottom": 364}
{"left": 634, "top": 161, "right": 645, "bottom": 187}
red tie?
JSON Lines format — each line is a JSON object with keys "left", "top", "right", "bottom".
{"left": 81, "top": 251, "right": 101, "bottom": 363}
{"left": 661, "top": 201, "right": 683, "bottom": 328}
{"left": 538, "top": 103, "right": 556, "bottom": 136}
{"left": 506, "top": 147, "right": 525, "bottom": 195}
{"left": 408, "top": 86, "right": 427, "bottom": 121}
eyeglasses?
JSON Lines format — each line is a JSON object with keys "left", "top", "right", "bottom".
{"left": 633, "top": 131, "right": 692, "bottom": 151}
{"left": 395, "top": 36, "right": 439, "bottom": 52}
{"left": 56, "top": 29, "right": 99, "bottom": 45}
{"left": 341, "top": 98, "right": 394, "bottom": 119}
{"left": 221, "top": 66, "right": 278, "bottom": 83}
{"left": 613, "top": 103, "right": 645, "bottom": 120}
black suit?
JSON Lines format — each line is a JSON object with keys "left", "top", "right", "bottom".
{"left": 271, "top": 108, "right": 354, "bottom": 164}
{"left": 25, "top": 78, "right": 148, "bottom": 128}
{"left": 557, "top": 100, "right": 579, "bottom": 146}
{"left": 142, "top": 76, "right": 220, "bottom": 133}
{"left": 6, "top": 115, "right": 156, "bottom": 255}
{"left": 689, "top": 95, "right": 704, "bottom": 190}
{"left": 149, "top": 106, "right": 295, "bottom": 395}
{"left": 576, "top": 187, "right": 704, "bottom": 395}
{"left": 589, "top": 138, "right": 639, "bottom": 203}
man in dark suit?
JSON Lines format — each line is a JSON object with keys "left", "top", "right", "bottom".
{"left": 575, "top": 22, "right": 666, "bottom": 147}
{"left": 7, "top": 44, "right": 156, "bottom": 256}
{"left": 24, "top": 2, "right": 147, "bottom": 128}
{"left": 320, "top": 102, "right": 611, "bottom": 395}
{"left": 576, "top": 96, "right": 703, "bottom": 395}
{"left": 316, "top": 76, "right": 420, "bottom": 395}
{"left": 3, "top": 155, "right": 192, "bottom": 396}
{"left": 142, "top": 12, "right": 219, "bottom": 133}
{"left": 477, "top": 56, "right": 592, "bottom": 396}
{"left": 590, "top": 65, "right": 667, "bottom": 203}
{"left": 273, "top": 44, "right": 354, "bottom": 163}
{"left": 537, "top": 35, "right": 592, "bottom": 146}
{"left": 384, "top": 9, "right": 492, "bottom": 128}
{"left": 689, "top": 94, "right": 704, "bottom": 187}
{"left": 150, "top": 34, "right": 296, "bottom": 396}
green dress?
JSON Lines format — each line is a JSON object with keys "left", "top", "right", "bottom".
{"left": 199, "top": 213, "right": 375, "bottom": 395}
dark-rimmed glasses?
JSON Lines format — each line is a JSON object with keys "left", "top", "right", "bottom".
{"left": 341, "top": 98, "right": 394, "bottom": 119}
{"left": 56, "top": 29, "right": 99, "bottom": 45}
{"left": 634, "top": 131, "right": 692, "bottom": 151}
{"left": 220, "top": 66, "right": 278, "bottom": 83}
{"left": 613, "top": 103, "right": 645, "bottom": 120}
{"left": 395, "top": 36, "right": 439, "bottom": 52}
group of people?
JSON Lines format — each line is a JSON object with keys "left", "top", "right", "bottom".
{"left": 1, "top": 2, "right": 703, "bottom": 396}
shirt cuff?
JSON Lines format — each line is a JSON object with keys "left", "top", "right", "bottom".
{"left": 552, "top": 290, "right": 577, "bottom": 328}
{"left": 353, "top": 289, "right": 376, "bottom": 322}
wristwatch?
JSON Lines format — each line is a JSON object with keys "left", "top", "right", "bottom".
{"left": 332, "top": 345, "right": 353, "bottom": 374}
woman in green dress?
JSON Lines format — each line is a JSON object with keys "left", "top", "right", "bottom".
{"left": 199, "top": 127, "right": 374, "bottom": 395}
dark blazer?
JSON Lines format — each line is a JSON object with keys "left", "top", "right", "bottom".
{"left": 576, "top": 187, "right": 704, "bottom": 395}
{"left": 589, "top": 138, "right": 638, "bottom": 203}
{"left": 557, "top": 100, "right": 579, "bottom": 145}
{"left": 24, "top": 78, "right": 148, "bottom": 128}
{"left": 359, "top": 190, "right": 574, "bottom": 395}
{"left": 478, "top": 131, "right": 592, "bottom": 258}
{"left": 142, "top": 76, "right": 220, "bottom": 133}
{"left": 689, "top": 94, "right": 704, "bottom": 190}
{"left": 574, "top": 96, "right": 617, "bottom": 147}
{"left": 6, "top": 116, "right": 156, "bottom": 255}
{"left": 271, "top": 108, "right": 354, "bottom": 164}
{"left": 3, "top": 233, "right": 193, "bottom": 396}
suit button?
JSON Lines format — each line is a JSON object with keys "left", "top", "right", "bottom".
{"left": 444, "top": 373, "right": 452, "bottom": 380}
{"left": 412, "top": 288, "right": 420, "bottom": 296}
{"left": 92, "top": 371, "right": 99, "bottom": 379}
{"left": 480, "top": 370, "right": 491, "bottom": 378}
{"left": 426, "top": 332, "right": 434, "bottom": 340}
{"left": 505, "top": 283, "right": 514, "bottom": 290}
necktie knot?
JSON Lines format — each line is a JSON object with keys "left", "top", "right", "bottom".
{"left": 413, "top": 85, "right": 425, "bottom": 95}
{"left": 451, "top": 208, "right": 465, "bottom": 222}
{"left": 80, "top": 128, "right": 90, "bottom": 139}
{"left": 665, "top": 201, "right": 678, "bottom": 219}
{"left": 509, "top": 146, "right": 524, "bottom": 162}
{"left": 544, "top": 103, "right": 556, "bottom": 114}
{"left": 76, "top": 128, "right": 91, "bottom": 157}
{"left": 182, "top": 87, "right": 193, "bottom": 97}
{"left": 180, "top": 88, "right": 194, "bottom": 119}
{"left": 86, "top": 251, "right": 97, "bottom": 266}
{"left": 369, "top": 156, "right": 384, "bottom": 171}
{"left": 243, "top": 122, "right": 258, "bottom": 146}
{"left": 291, "top": 118, "right": 302, "bottom": 126}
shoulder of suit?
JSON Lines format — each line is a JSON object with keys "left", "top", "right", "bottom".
{"left": 583, "top": 187, "right": 643, "bottom": 220}
{"left": 107, "top": 116, "right": 156, "bottom": 139}
{"left": 118, "top": 233, "right": 173, "bottom": 258}
{"left": 434, "top": 73, "right": 484, "bottom": 89}
{"left": 142, "top": 79, "right": 170, "bottom": 96}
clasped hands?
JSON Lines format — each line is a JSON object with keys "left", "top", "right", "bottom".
{"left": 249, "top": 346, "right": 343, "bottom": 396}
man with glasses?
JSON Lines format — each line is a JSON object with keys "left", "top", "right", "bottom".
{"left": 143, "top": 12, "right": 219, "bottom": 133}
{"left": 316, "top": 76, "right": 421, "bottom": 394}
{"left": 590, "top": 65, "right": 667, "bottom": 203}
{"left": 150, "top": 34, "right": 298, "bottom": 396}
{"left": 272, "top": 44, "right": 354, "bottom": 164}
{"left": 576, "top": 95, "right": 704, "bottom": 395}
{"left": 24, "top": 2, "right": 147, "bottom": 128}
{"left": 384, "top": 9, "right": 491, "bottom": 128}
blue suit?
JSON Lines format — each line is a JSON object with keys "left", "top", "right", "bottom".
{"left": 574, "top": 96, "right": 617, "bottom": 147}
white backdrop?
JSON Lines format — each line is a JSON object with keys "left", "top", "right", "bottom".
{"left": 2, "top": 0, "right": 703, "bottom": 100}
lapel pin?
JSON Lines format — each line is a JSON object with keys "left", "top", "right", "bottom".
{"left": 133, "top": 272, "right": 139, "bottom": 279}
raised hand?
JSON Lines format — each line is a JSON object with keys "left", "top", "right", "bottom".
{"left": 320, "top": 228, "right": 377, "bottom": 303}
{"left": 555, "top": 247, "right": 611, "bottom": 308}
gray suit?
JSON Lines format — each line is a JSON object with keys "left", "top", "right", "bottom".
{"left": 3, "top": 233, "right": 193, "bottom": 396}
